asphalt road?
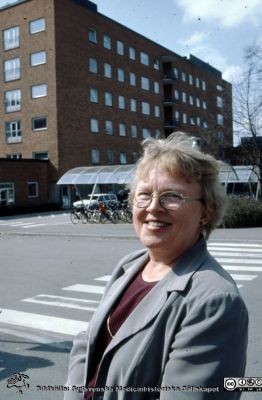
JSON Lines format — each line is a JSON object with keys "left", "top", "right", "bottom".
{"left": 0, "top": 212, "right": 261, "bottom": 399}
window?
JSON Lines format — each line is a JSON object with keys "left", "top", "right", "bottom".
{"left": 89, "top": 57, "right": 97, "bottom": 73}
{"left": 189, "top": 96, "right": 194, "bottom": 105}
{"left": 30, "top": 51, "right": 46, "bottom": 66}
{"left": 105, "top": 120, "right": 113, "bottom": 135}
{"left": 0, "top": 183, "right": 14, "bottom": 206}
{"left": 4, "top": 58, "right": 20, "bottom": 81}
{"left": 154, "top": 105, "right": 160, "bottom": 117}
{"left": 142, "top": 102, "right": 150, "bottom": 115}
{"left": 203, "top": 120, "right": 208, "bottom": 129}
{"left": 175, "top": 111, "right": 179, "bottom": 122}
{"left": 4, "top": 89, "right": 21, "bottom": 113}
{"left": 182, "top": 113, "right": 187, "bottom": 124}
{"left": 141, "top": 76, "right": 150, "bottom": 91}
{"left": 90, "top": 118, "right": 99, "bottom": 133}
{"left": 104, "top": 92, "right": 112, "bottom": 107}
{"left": 3, "top": 26, "right": 19, "bottom": 50}
{"left": 196, "top": 117, "right": 201, "bottom": 127}
{"left": 130, "top": 98, "right": 137, "bottom": 112}
{"left": 190, "top": 117, "right": 195, "bottom": 125}
{"left": 202, "top": 80, "right": 206, "bottom": 91}
{"left": 117, "top": 40, "right": 124, "bottom": 55}
{"left": 182, "top": 72, "right": 186, "bottom": 82}
{"left": 182, "top": 92, "right": 186, "bottom": 103}
{"left": 196, "top": 97, "right": 201, "bottom": 107}
{"left": 88, "top": 28, "right": 97, "bottom": 43}
{"left": 90, "top": 88, "right": 98, "bottom": 103}
{"left": 119, "top": 123, "right": 126, "bottom": 136}
{"left": 174, "top": 67, "right": 179, "bottom": 79}
{"left": 189, "top": 74, "right": 193, "bottom": 85}
{"left": 5, "top": 120, "right": 22, "bottom": 143}
{"left": 103, "top": 34, "right": 111, "bottom": 49}
{"left": 217, "top": 114, "right": 224, "bottom": 126}
{"left": 202, "top": 100, "right": 207, "bottom": 110}
{"left": 153, "top": 59, "right": 160, "bottom": 70}
{"left": 216, "top": 84, "right": 223, "bottom": 91}
{"left": 29, "top": 18, "right": 45, "bottom": 34}
{"left": 31, "top": 84, "right": 47, "bottom": 98}
{"left": 129, "top": 47, "right": 136, "bottom": 60}
{"left": 132, "top": 152, "right": 139, "bottom": 163}
{"left": 174, "top": 89, "right": 179, "bottom": 101}
{"left": 120, "top": 152, "right": 127, "bottom": 164}
{"left": 140, "top": 51, "right": 149, "bottom": 66}
{"left": 143, "top": 128, "right": 151, "bottom": 139}
{"left": 118, "top": 96, "right": 125, "bottom": 110}
{"left": 216, "top": 96, "right": 223, "bottom": 108}
{"left": 32, "top": 116, "right": 47, "bottom": 131}
{"left": 196, "top": 77, "right": 200, "bottom": 88}
{"left": 117, "top": 68, "right": 125, "bottom": 82}
{"left": 104, "top": 63, "right": 112, "bottom": 78}
{"left": 131, "top": 124, "right": 137, "bottom": 138}
{"left": 28, "top": 182, "right": 38, "bottom": 198}
{"left": 33, "top": 152, "right": 48, "bottom": 159}
{"left": 91, "top": 149, "right": 100, "bottom": 164}
{"left": 107, "top": 150, "right": 114, "bottom": 164}
{"left": 130, "top": 72, "right": 136, "bottom": 86}
{"left": 6, "top": 153, "right": 22, "bottom": 159}
{"left": 154, "top": 81, "right": 160, "bottom": 94}
{"left": 155, "top": 129, "right": 161, "bottom": 139}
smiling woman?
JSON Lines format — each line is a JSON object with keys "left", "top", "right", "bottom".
{"left": 65, "top": 132, "right": 248, "bottom": 400}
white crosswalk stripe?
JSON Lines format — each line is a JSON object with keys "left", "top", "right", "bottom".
{"left": 0, "top": 241, "right": 261, "bottom": 337}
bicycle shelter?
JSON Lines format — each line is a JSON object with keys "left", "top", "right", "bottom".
{"left": 57, "top": 163, "right": 261, "bottom": 207}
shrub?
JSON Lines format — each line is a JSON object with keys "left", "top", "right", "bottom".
{"left": 221, "top": 196, "right": 262, "bottom": 228}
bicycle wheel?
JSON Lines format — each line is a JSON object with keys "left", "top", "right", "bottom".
{"left": 70, "top": 211, "right": 80, "bottom": 224}
{"left": 80, "top": 210, "right": 88, "bottom": 224}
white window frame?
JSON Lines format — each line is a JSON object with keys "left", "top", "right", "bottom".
{"left": 4, "top": 89, "right": 21, "bottom": 113}
{"left": 30, "top": 50, "right": 46, "bottom": 66}
{"left": 31, "top": 84, "right": 47, "bottom": 99}
{"left": 29, "top": 18, "right": 45, "bottom": 34}
{"left": 5, "top": 120, "right": 22, "bottom": 143}
{"left": 32, "top": 116, "right": 48, "bottom": 131}
{"left": 4, "top": 26, "right": 19, "bottom": 50}
{"left": 88, "top": 28, "right": 97, "bottom": 43}
{"left": 4, "top": 58, "right": 20, "bottom": 82}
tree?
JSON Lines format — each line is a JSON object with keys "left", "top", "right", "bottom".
{"left": 232, "top": 43, "right": 262, "bottom": 193}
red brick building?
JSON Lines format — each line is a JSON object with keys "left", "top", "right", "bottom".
{"left": 0, "top": 0, "right": 232, "bottom": 209}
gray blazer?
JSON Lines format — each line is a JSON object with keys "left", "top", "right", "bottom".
{"left": 65, "top": 238, "right": 248, "bottom": 399}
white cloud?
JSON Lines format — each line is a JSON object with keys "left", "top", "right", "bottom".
{"left": 177, "top": 0, "right": 261, "bottom": 27}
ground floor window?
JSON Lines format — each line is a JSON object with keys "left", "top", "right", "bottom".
{"left": 0, "top": 183, "right": 14, "bottom": 206}
{"left": 27, "top": 182, "right": 39, "bottom": 198}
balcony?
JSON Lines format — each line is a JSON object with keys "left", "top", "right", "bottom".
{"left": 163, "top": 119, "right": 180, "bottom": 128}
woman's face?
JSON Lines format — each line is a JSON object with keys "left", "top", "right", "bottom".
{"left": 132, "top": 167, "right": 208, "bottom": 262}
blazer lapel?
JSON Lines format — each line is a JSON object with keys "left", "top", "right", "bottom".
{"left": 104, "top": 238, "right": 208, "bottom": 354}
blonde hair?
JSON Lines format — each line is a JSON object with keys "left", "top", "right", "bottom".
{"left": 130, "top": 132, "right": 227, "bottom": 238}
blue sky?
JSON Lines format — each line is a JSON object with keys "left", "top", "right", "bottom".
{"left": 1, "top": 0, "right": 262, "bottom": 83}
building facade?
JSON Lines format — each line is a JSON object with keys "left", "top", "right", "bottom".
{"left": 0, "top": 0, "right": 232, "bottom": 209}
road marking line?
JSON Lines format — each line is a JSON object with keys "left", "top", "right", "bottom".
{"left": 230, "top": 274, "right": 257, "bottom": 281}
{"left": 210, "top": 251, "right": 262, "bottom": 257}
{"left": 95, "top": 275, "right": 111, "bottom": 282}
{"left": 208, "top": 247, "right": 262, "bottom": 253}
{"left": 224, "top": 265, "right": 262, "bottom": 272}
{"left": 208, "top": 243, "right": 262, "bottom": 248}
{"left": 22, "top": 295, "right": 99, "bottom": 311}
{"left": 22, "top": 224, "right": 46, "bottom": 228}
{"left": 0, "top": 308, "right": 87, "bottom": 336}
{"left": 62, "top": 284, "right": 105, "bottom": 294}
{"left": 217, "top": 258, "right": 262, "bottom": 265}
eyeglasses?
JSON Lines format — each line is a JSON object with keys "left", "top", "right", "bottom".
{"left": 133, "top": 190, "right": 203, "bottom": 210}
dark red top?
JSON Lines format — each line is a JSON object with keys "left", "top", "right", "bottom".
{"left": 84, "top": 271, "right": 158, "bottom": 399}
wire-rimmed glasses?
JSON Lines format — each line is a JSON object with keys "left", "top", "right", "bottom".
{"left": 132, "top": 190, "right": 203, "bottom": 210}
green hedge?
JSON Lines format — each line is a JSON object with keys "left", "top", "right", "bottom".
{"left": 221, "top": 197, "right": 262, "bottom": 228}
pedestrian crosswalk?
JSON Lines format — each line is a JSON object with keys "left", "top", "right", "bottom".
{"left": 0, "top": 213, "right": 70, "bottom": 229}
{"left": 0, "top": 242, "right": 261, "bottom": 338}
